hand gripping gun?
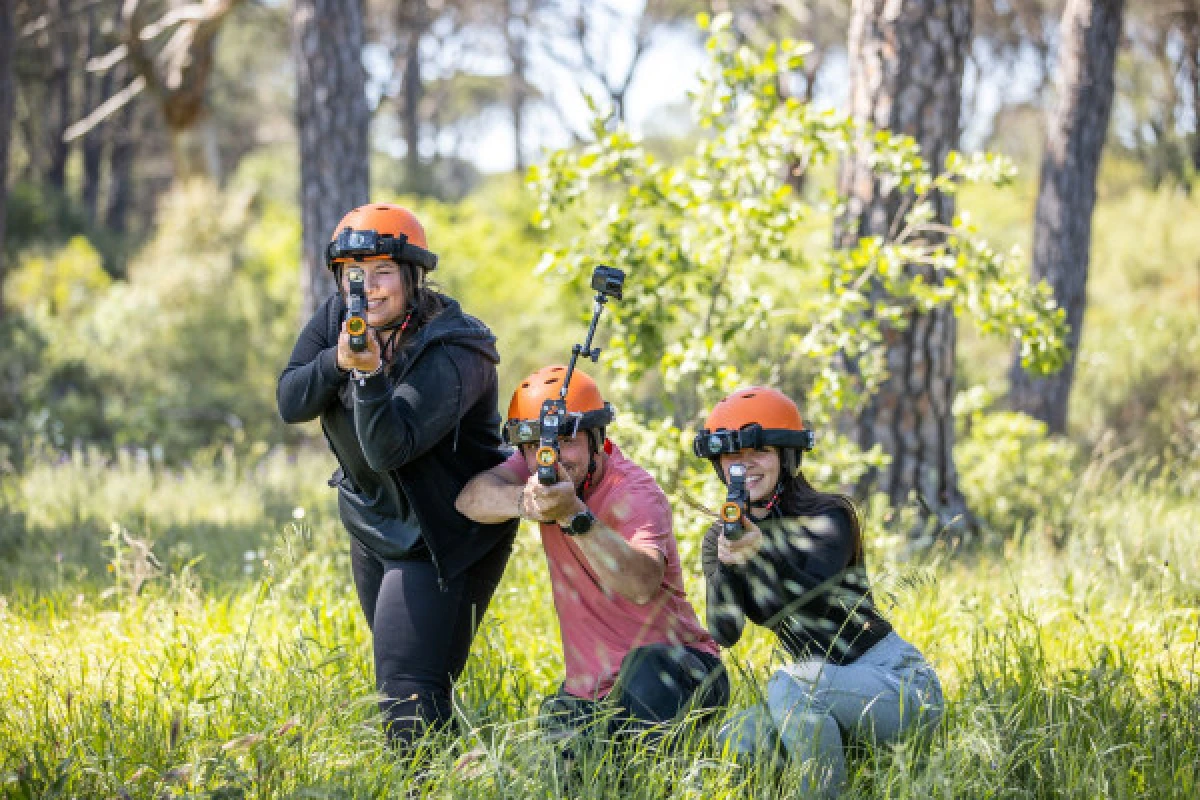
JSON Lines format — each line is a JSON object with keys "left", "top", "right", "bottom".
{"left": 536, "top": 266, "right": 626, "bottom": 485}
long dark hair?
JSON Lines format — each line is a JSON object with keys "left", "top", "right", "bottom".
{"left": 776, "top": 465, "right": 865, "bottom": 565}
{"left": 398, "top": 260, "right": 445, "bottom": 332}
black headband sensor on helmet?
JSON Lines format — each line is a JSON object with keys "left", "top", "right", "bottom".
{"left": 691, "top": 423, "right": 815, "bottom": 460}
{"left": 326, "top": 228, "right": 439, "bottom": 272}
{"left": 504, "top": 404, "right": 615, "bottom": 446}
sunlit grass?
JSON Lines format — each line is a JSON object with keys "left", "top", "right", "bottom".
{"left": 1, "top": 447, "right": 1196, "bottom": 798}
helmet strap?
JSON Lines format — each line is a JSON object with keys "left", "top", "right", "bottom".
{"left": 579, "top": 429, "right": 604, "bottom": 498}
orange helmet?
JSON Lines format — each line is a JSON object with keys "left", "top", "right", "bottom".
{"left": 325, "top": 203, "right": 438, "bottom": 272}
{"left": 504, "top": 366, "right": 615, "bottom": 445}
{"left": 693, "top": 386, "right": 815, "bottom": 472}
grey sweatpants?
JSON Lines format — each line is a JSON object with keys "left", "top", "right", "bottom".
{"left": 719, "top": 632, "right": 943, "bottom": 794}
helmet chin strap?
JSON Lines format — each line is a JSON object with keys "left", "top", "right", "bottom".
{"left": 578, "top": 430, "right": 606, "bottom": 498}
{"left": 749, "top": 477, "right": 784, "bottom": 519}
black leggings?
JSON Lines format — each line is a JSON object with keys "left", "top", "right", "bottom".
{"left": 350, "top": 537, "right": 511, "bottom": 749}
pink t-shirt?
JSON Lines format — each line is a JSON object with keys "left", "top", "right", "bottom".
{"left": 500, "top": 442, "right": 719, "bottom": 698}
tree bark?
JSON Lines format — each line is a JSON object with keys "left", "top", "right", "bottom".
{"left": 0, "top": 0, "right": 14, "bottom": 314}
{"left": 837, "top": 0, "right": 974, "bottom": 539}
{"left": 504, "top": 0, "right": 529, "bottom": 175}
{"left": 1179, "top": 5, "right": 1200, "bottom": 173}
{"left": 44, "top": 0, "right": 74, "bottom": 192}
{"left": 105, "top": 62, "right": 138, "bottom": 238}
{"left": 81, "top": 5, "right": 111, "bottom": 225}
{"left": 398, "top": 0, "right": 428, "bottom": 192}
{"left": 1008, "top": 0, "right": 1124, "bottom": 433}
{"left": 292, "top": 0, "right": 371, "bottom": 318}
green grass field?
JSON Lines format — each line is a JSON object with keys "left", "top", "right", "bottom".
{"left": 0, "top": 442, "right": 1196, "bottom": 798}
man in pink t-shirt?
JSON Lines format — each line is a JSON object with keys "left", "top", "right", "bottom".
{"left": 456, "top": 366, "right": 728, "bottom": 736}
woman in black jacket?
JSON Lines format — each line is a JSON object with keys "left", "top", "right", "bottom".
{"left": 693, "top": 387, "right": 942, "bottom": 793}
{"left": 277, "top": 204, "right": 518, "bottom": 749}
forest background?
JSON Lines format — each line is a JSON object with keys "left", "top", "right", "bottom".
{"left": 0, "top": 1, "right": 1197, "bottom": 797}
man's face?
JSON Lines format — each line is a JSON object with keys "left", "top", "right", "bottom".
{"left": 522, "top": 433, "right": 594, "bottom": 487}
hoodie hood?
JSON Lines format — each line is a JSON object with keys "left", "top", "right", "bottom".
{"left": 337, "top": 293, "right": 498, "bottom": 408}
{"left": 395, "top": 294, "right": 500, "bottom": 368}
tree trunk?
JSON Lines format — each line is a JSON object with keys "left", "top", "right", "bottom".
{"left": 837, "top": 0, "right": 974, "bottom": 540}
{"left": 1008, "top": 0, "right": 1124, "bottom": 434}
{"left": 292, "top": 0, "right": 371, "bottom": 318}
{"left": 105, "top": 63, "right": 138, "bottom": 238}
{"left": 504, "top": 0, "right": 529, "bottom": 175}
{"left": 398, "top": 0, "right": 428, "bottom": 193}
{"left": 44, "top": 0, "right": 73, "bottom": 192}
{"left": 1180, "top": 5, "right": 1200, "bottom": 174}
{"left": 0, "top": 0, "right": 14, "bottom": 314}
{"left": 81, "top": 6, "right": 110, "bottom": 225}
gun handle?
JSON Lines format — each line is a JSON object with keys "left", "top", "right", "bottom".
{"left": 722, "top": 519, "right": 744, "bottom": 541}
{"left": 537, "top": 465, "right": 558, "bottom": 486}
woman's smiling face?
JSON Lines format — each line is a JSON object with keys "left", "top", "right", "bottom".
{"left": 342, "top": 259, "right": 410, "bottom": 328}
{"left": 719, "top": 447, "right": 781, "bottom": 504}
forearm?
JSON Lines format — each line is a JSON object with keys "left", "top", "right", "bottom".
{"left": 573, "top": 524, "right": 665, "bottom": 606}
{"left": 278, "top": 300, "right": 344, "bottom": 423}
{"left": 702, "top": 526, "right": 746, "bottom": 646}
{"left": 456, "top": 470, "right": 524, "bottom": 524}
{"left": 355, "top": 348, "right": 491, "bottom": 472}
{"left": 278, "top": 347, "right": 345, "bottom": 423}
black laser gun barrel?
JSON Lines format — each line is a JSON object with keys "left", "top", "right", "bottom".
{"left": 720, "top": 463, "right": 749, "bottom": 540}
{"left": 536, "top": 264, "right": 626, "bottom": 486}
{"left": 535, "top": 399, "right": 567, "bottom": 486}
{"left": 346, "top": 267, "right": 369, "bottom": 352}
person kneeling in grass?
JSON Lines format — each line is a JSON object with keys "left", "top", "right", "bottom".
{"left": 694, "top": 387, "right": 943, "bottom": 793}
{"left": 456, "top": 366, "right": 728, "bottom": 741}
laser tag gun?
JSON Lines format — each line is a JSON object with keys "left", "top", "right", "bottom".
{"left": 720, "top": 463, "right": 749, "bottom": 540}
{"left": 536, "top": 265, "right": 626, "bottom": 486}
{"left": 345, "top": 266, "right": 369, "bottom": 352}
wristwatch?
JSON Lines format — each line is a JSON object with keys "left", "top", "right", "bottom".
{"left": 563, "top": 509, "right": 596, "bottom": 536}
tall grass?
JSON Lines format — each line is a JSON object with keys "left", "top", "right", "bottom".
{"left": 1, "top": 446, "right": 1196, "bottom": 798}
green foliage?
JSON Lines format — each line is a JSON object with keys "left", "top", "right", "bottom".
{"left": 3, "top": 181, "right": 131, "bottom": 276}
{"left": 530, "top": 15, "right": 1067, "bottom": 501}
{"left": 7, "top": 236, "right": 112, "bottom": 316}
{"left": 955, "top": 394, "right": 1082, "bottom": 540}
{"left": 956, "top": 170, "right": 1200, "bottom": 458}
{"left": 8, "top": 181, "right": 301, "bottom": 461}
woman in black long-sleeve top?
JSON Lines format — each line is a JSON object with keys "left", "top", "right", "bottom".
{"left": 277, "top": 203, "right": 517, "bottom": 749}
{"left": 693, "top": 387, "right": 942, "bottom": 793}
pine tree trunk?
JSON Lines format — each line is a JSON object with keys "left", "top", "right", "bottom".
{"left": 44, "top": 0, "right": 73, "bottom": 193}
{"left": 0, "top": 0, "right": 14, "bottom": 314}
{"left": 81, "top": 6, "right": 110, "bottom": 225}
{"left": 1185, "top": 7, "right": 1200, "bottom": 173}
{"left": 398, "top": 0, "right": 428, "bottom": 193}
{"left": 837, "top": 0, "right": 974, "bottom": 540}
{"left": 504, "top": 0, "right": 528, "bottom": 175}
{"left": 105, "top": 63, "right": 138, "bottom": 239}
{"left": 292, "top": 0, "right": 370, "bottom": 318}
{"left": 1007, "top": 0, "right": 1124, "bottom": 434}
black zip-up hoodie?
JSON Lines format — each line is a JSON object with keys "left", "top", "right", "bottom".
{"left": 277, "top": 293, "right": 518, "bottom": 584}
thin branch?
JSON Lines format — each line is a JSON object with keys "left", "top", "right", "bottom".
{"left": 63, "top": 75, "right": 147, "bottom": 142}
{"left": 87, "top": 44, "right": 130, "bottom": 73}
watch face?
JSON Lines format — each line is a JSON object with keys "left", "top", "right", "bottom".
{"left": 568, "top": 511, "right": 594, "bottom": 535}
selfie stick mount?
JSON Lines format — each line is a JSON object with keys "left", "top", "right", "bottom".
{"left": 536, "top": 265, "right": 625, "bottom": 486}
